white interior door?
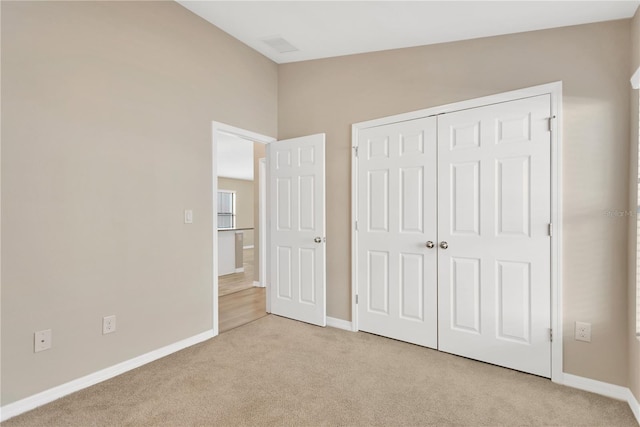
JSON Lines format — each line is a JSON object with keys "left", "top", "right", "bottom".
{"left": 269, "top": 134, "right": 326, "bottom": 326}
{"left": 437, "top": 95, "right": 552, "bottom": 377}
{"left": 356, "top": 117, "right": 438, "bottom": 348}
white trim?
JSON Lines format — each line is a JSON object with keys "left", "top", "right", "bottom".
{"left": 628, "top": 388, "right": 640, "bottom": 425}
{"left": 253, "top": 280, "right": 265, "bottom": 288}
{"left": 562, "top": 374, "right": 640, "bottom": 425}
{"left": 351, "top": 124, "right": 359, "bottom": 333}
{"left": 243, "top": 245, "right": 254, "bottom": 249}
{"left": 549, "top": 82, "right": 564, "bottom": 383}
{"left": 212, "top": 122, "right": 275, "bottom": 337}
{"left": 562, "top": 373, "right": 629, "bottom": 401}
{"left": 259, "top": 158, "right": 267, "bottom": 295}
{"left": 234, "top": 267, "right": 244, "bottom": 273}
{"left": 632, "top": 66, "right": 640, "bottom": 90}
{"left": 326, "top": 316, "right": 354, "bottom": 331}
{"left": 0, "top": 330, "right": 213, "bottom": 422}
{"left": 351, "top": 81, "right": 563, "bottom": 382}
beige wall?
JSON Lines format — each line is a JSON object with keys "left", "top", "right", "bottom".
{"left": 279, "top": 20, "right": 631, "bottom": 386}
{"left": 218, "top": 177, "right": 254, "bottom": 247}
{"left": 629, "top": 8, "right": 640, "bottom": 403}
{"left": 1, "top": 1, "right": 277, "bottom": 405}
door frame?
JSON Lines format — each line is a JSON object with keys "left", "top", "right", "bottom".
{"left": 350, "top": 81, "right": 563, "bottom": 382}
{"left": 212, "top": 121, "right": 276, "bottom": 337}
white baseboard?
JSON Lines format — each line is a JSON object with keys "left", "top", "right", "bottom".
{"left": 563, "top": 373, "right": 640, "bottom": 425}
{"left": 562, "top": 373, "right": 629, "bottom": 401}
{"left": 253, "top": 281, "right": 265, "bottom": 288}
{"left": 0, "top": 330, "right": 214, "bottom": 422}
{"left": 243, "top": 245, "right": 254, "bottom": 249}
{"left": 326, "top": 316, "right": 353, "bottom": 331}
{"left": 234, "top": 267, "right": 244, "bottom": 273}
{"left": 627, "top": 388, "right": 640, "bottom": 425}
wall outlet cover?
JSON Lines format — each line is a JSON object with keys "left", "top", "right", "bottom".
{"left": 103, "top": 315, "right": 116, "bottom": 335}
{"left": 575, "top": 321, "right": 591, "bottom": 342}
{"left": 34, "top": 329, "right": 52, "bottom": 352}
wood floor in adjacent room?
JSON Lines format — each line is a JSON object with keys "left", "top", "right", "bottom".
{"left": 219, "top": 248, "right": 255, "bottom": 297}
{"left": 218, "top": 248, "right": 267, "bottom": 333}
{"left": 219, "top": 287, "right": 267, "bottom": 333}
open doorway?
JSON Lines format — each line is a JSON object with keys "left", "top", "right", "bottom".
{"left": 212, "top": 122, "right": 275, "bottom": 335}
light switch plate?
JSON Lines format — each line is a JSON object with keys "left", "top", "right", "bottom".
{"left": 184, "top": 209, "right": 193, "bottom": 224}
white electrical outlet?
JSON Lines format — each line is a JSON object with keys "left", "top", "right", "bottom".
{"left": 103, "top": 315, "right": 116, "bottom": 335}
{"left": 34, "top": 329, "right": 52, "bottom": 352}
{"left": 575, "top": 321, "right": 591, "bottom": 342}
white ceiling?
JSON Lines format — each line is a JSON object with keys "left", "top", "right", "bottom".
{"left": 216, "top": 133, "right": 254, "bottom": 181}
{"left": 177, "top": 1, "right": 639, "bottom": 64}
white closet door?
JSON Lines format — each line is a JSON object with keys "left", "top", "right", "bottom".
{"left": 437, "top": 95, "right": 552, "bottom": 377}
{"left": 357, "top": 117, "right": 438, "bottom": 348}
{"left": 269, "top": 134, "right": 326, "bottom": 327}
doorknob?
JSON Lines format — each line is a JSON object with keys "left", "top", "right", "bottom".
{"left": 440, "top": 241, "right": 448, "bottom": 249}
{"left": 314, "top": 237, "right": 322, "bottom": 243}
{"left": 425, "top": 241, "right": 435, "bottom": 249}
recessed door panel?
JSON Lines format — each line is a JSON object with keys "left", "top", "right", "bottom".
{"left": 450, "top": 161, "right": 480, "bottom": 236}
{"left": 451, "top": 257, "right": 481, "bottom": 333}
{"left": 277, "top": 178, "right": 292, "bottom": 231}
{"left": 496, "top": 156, "right": 531, "bottom": 237}
{"left": 368, "top": 251, "right": 389, "bottom": 314}
{"left": 400, "top": 132, "right": 424, "bottom": 156}
{"left": 450, "top": 122, "right": 480, "bottom": 151}
{"left": 368, "top": 136, "right": 389, "bottom": 159}
{"left": 399, "top": 253, "right": 424, "bottom": 321}
{"left": 299, "top": 146, "right": 315, "bottom": 166}
{"left": 299, "top": 248, "right": 316, "bottom": 304}
{"left": 276, "top": 246, "right": 292, "bottom": 300}
{"left": 400, "top": 167, "right": 423, "bottom": 233}
{"left": 299, "top": 175, "right": 315, "bottom": 231}
{"left": 368, "top": 170, "right": 389, "bottom": 232}
{"left": 497, "top": 260, "right": 531, "bottom": 343}
{"left": 497, "top": 114, "right": 531, "bottom": 145}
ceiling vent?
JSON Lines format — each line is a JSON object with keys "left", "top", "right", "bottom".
{"left": 262, "top": 36, "right": 299, "bottom": 54}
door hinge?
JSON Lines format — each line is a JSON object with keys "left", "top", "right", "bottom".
{"left": 355, "top": 220, "right": 358, "bottom": 231}
{"left": 353, "top": 146, "right": 359, "bottom": 157}
{"left": 548, "top": 223, "right": 553, "bottom": 237}
{"left": 549, "top": 328, "right": 553, "bottom": 342}
{"left": 355, "top": 294, "right": 359, "bottom": 304}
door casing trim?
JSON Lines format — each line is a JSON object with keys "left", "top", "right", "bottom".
{"left": 350, "top": 81, "right": 563, "bottom": 382}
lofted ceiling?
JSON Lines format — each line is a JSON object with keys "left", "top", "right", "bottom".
{"left": 177, "top": 1, "right": 639, "bottom": 64}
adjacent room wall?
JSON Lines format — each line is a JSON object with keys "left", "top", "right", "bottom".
{"left": 279, "top": 20, "right": 631, "bottom": 386}
{"left": 629, "top": 8, "right": 640, "bottom": 404}
{"left": 217, "top": 177, "right": 255, "bottom": 247}
{"left": 1, "top": 1, "right": 277, "bottom": 405}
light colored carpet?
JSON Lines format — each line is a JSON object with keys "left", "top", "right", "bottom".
{"left": 3, "top": 315, "right": 636, "bottom": 426}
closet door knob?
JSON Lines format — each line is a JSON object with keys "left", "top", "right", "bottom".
{"left": 314, "top": 237, "right": 322, "bottom": 243}
{"left": 425, "top": 241, "right": 435, "bottom": 249}
{"left": 440, "top": 241, "right": 449, "bottom": 249}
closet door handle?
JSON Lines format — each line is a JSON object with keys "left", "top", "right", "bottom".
{"left": 425, "top": 241, "right": 435, "bottom": 249}
{"left": 314, "top": 237, "right": 322, "bottom": 243}
{"left": 440, "top": 241, "right": 449, "bottom": 249}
